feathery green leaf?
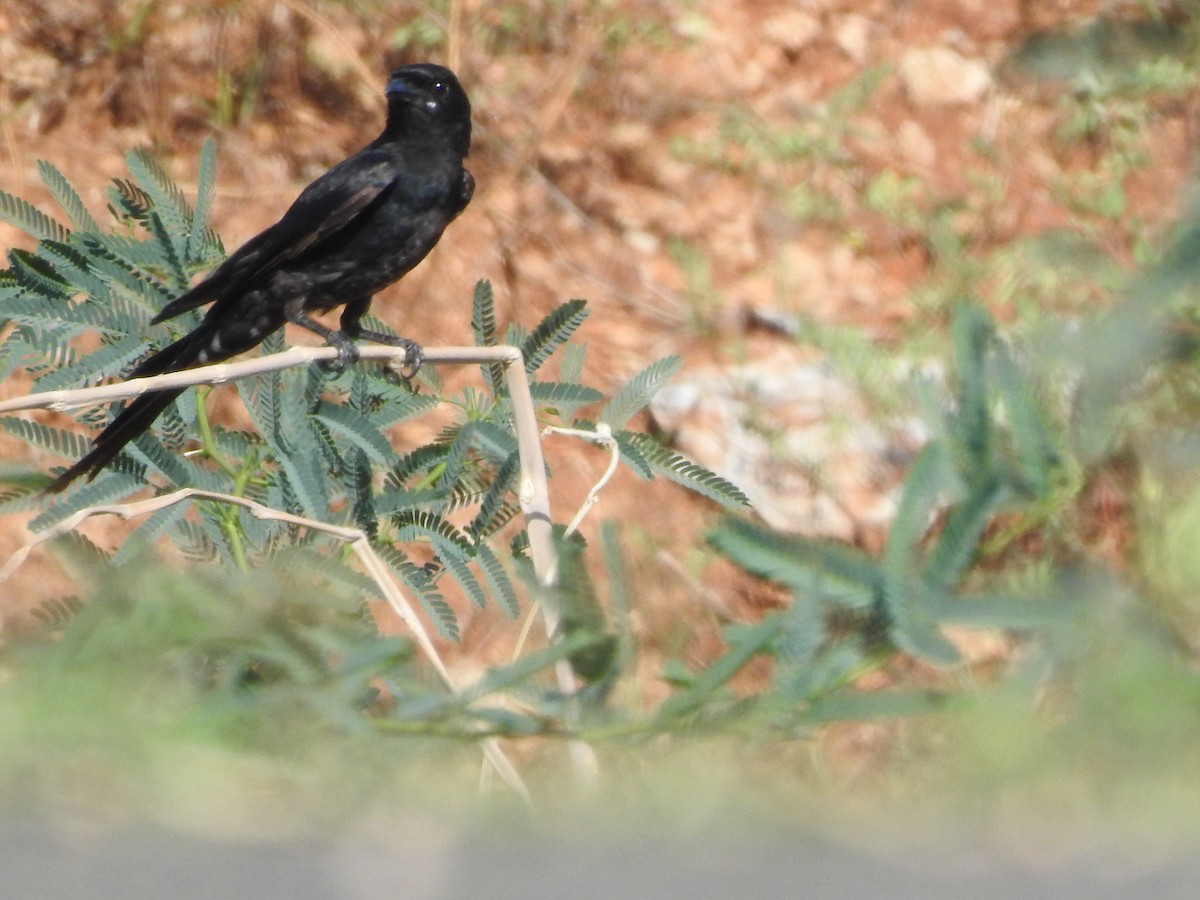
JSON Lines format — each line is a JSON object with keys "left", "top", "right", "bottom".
{"left": 0, "top": 190, "right": 68, "bottom": 242}
{"left": 521, "top": 298, "right": 588, "bottom": 375}
{"left": 620, "top": 430, "right": 749, "bottom": 509}
{"left": 601, "top": 355, "right": 682, "bottom": 430}
{"left": 0, "top": 417, "right": 92, "bottom": 461}
{"left": 393, "top": 509, "right": 473, "bottom": 560}
{"left": 37, "top": 160, "right": 99, "bottom": 233}
{"left": 529, "top": 380, "right": 603, "bottom": 407}
{"left": 313, "top": 400, "right": 395, "bottom": 465}
{"left": 376, "top": 544, "right": 459, "bottom": 641}
{"left": 476, "top": 543, "right": 520, "bottom": 618}
{"left": 33, "top": 334, "right": 149, "bottom": 392}
{"left": 882, "top": 443, "right": 961, "bottom": 665}
{"left": 710, "top": 517, "right": 882, "bottom": 605}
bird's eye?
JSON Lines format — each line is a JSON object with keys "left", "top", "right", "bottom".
{"left": 433, "top": 82, "right": 447, "bottom": 93}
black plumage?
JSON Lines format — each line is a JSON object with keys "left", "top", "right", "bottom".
{"left": 47, "top": 63, "right": 473, "bottom": 493}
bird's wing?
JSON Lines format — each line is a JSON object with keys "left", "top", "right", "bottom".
{"left": 152, "top": 150, "right": 401, "bottom": 322}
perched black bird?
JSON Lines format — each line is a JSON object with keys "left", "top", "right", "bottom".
{"left": 47, "top": 62, "right": 474, "bottom": 493}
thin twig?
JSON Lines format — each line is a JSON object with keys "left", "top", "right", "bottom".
{"left": 543, "top": 423, "right": 618, "bottom": 539}
{"left": 446, "top": 0, "right": 464, "bottom": 74}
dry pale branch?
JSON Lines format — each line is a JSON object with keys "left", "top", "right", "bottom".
{"left": 543, "top": 423, "right": 618, "bottom": 539}
{"left": 0, "top": 487, "right": 533, "bottom": 807}
{"left": 1, "top": 342, "right": 598, "bottom": 787}
{"left": 0, "top": 344, "right": 556, "bottom": 585}
{"left": 0, "top": 345, "right": 505, "bottom": 414}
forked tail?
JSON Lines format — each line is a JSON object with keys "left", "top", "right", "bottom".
{"left": 45, "top": 328, "right": 215, "bottom": 494}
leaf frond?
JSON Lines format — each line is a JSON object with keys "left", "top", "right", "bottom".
{"left": 601, "top": 355, "right": 682, "bottom": 430}
{"left": 521, "top": 298, "right": 588, "bottom": 375}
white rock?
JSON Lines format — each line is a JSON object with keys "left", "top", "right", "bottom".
{"left": 649, "top": 353, "right": 929, "bottom": 539}
{"left": 899, "top": 46, "right": 992, "bottom": 107}
{"left": 762, "top": 10, "right": 821, "bottom": 53}
{"left": 834, "top": 14, "right": 871, "bottom": 62}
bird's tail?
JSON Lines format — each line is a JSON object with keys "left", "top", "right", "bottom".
{"left": 44, "top": 328, "right": 216, "bottom": 494}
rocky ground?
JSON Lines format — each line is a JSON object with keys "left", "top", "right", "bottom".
{"left": 1, "top": 0, "right": 1197, "bottom": 697}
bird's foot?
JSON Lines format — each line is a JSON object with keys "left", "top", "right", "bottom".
{"left": 318, "top": 331, "right": 361, "bottom": 373}
{"left": 393, "top": 338, "right": 424, "bottom": 378}
{"left": 346, "top": 329, "right": 423, "bottom": 378}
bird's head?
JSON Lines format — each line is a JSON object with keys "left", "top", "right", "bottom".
{"left": 385, "top": 63, "right": 472, "bottom": 157}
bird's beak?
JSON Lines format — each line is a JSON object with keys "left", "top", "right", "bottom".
{"left": 386, "top": 75, "right": 411, "bottom": 97}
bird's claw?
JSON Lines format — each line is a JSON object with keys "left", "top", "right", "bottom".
{"left": 319, "top": 334, "right": 361, "bottom": 373}
{"left": 398, "top": 339, "right": 423, "bottom": 378}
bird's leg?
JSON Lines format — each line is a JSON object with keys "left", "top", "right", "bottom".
{"left": 340, "top": 297, "right": 424, "bottom": 376}
{"left": 284, "top": 297, "right": 359, "bottom": 371}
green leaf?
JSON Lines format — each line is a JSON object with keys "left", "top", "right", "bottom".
{"left": 655, "top": 616, "right": 785, "bottom": 722}
{"left": 882, "top": 443, "right": 961, "bottom": 665}
{"left": 372, "top": 486, "right": 448, "bottom": 518}
{"left": 476, "top": 543, "right": 520, "bottom": 618}
{"left": 385, "top": 442, "right": 451, "bottom": 489}
{"left": 2, "top": 295, "right": 80, "bottom": 336}
{"left": 73, "top": 233, "right": 175, "bottom": 311}
{"left": 33, "top": 334, "right": 149, "bottom": 392}
{"left": 991, "top": 340, "right": 1059, "bottom": 494}
{"left": 313, "top": 400, "right": 395, "bottom": 465}
{"left": 709, "top": 517, "right": 882, "bottom": 605}
{"left": 521, "top": 298, "right": 588, "bottom": 375}
{"left": 803, "top": 689, "right": 951, "bottom": 724}
{"left": 248, "top": 363, "right": 329, "bottom": 519}
{"left": 948, "top": 305, "right": 993, "bottom": 472}
{"left": 559, "top": 341, "right": 587, "bottom": 385}
{"left": 921, "top": 473, "right": 1006, "bottom": 592}
{"left": 37, "top": 160, "right": 99, "bottom": 233}
{"left": 884, "top": 442, "right": 946, "bottom": 573}
{"left": 884, "top": 580, "right": 960, "bottom": 666}
{"left": 40, "top": 240, "right": 116, "bottom": 307}
{"left": 471, "top": 280, "right": 504, "bottom": 395}
{"left": 0, "top": 481, "right": 45, "bottom": 516}
{"left": 466, "top": 452, "right": 519, "bottom": 541}
{"left": 187, "top": 137, "right": 223, "bottom": 265}
{"left": 32, "top": 470, "right": 145, "bottom": 530}
{"left": 619, "top": 430, "right": 749, "bottom": 510}
{"left": 345, "top": 447, "right": 378, "bottom": 538}
{"left": 435, "top": 537, "right": 488, "bottom": 608}
{"left": 7, "top": 249, "right": 71, "bottom": 300}
{"left": 437, "top": 421, "right": 475, "bottom": 492}
{"left": 0, "top": 190, "right": 68, "bottom": 242}
{"left": 145, "top": 210, "right": 189, "bottom": 290}
{"left": 926, "top": 592, "right": 1069, "bottom": 629}
{"left": 128, "top": 429, "right": 199, "bottom": 488}
{"left": 462, "top": 630, "right": 603, "bottom": 700}
{"left": 125, "top": 148, "right": 194, "bottom": 261}
{"left": 601, "top": 355, "right": 682, "bottom": 430}
{"left": 463, "top": 419, "right": 519, "bottom": 463}
{"left": 109, "top": 178, "right": 153, "bottom": 222}
{"left": 471, "top": 278, "right": 497, "bottom": 345}
{"left": 528, "top": 381, "right": 603, "bottom": 407}
{"left": 393, "top": 509, "right": 473, "bottom": 560}
{"left": 376, "top": 544, "right": 459, "bottom": 641}
{"left": 111, "top": 502, "right": 191, "bottom": 566}
{"left": 0, "top": 417, "right": 91, "bottom": 460}
{"left": 612, "top": 428, "right": 655, "bottom": 478}
{"left": 9, "top": 327, "right": 76, "bottom": 372}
